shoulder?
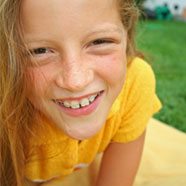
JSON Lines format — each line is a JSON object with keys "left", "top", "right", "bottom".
{"left": 117, "top": 57, "right": 158, "bottom": 117}
{"left": 111, "top": 58, "right": 161, "bottom": 143}
{"left": 127, "top": 57, "right": 155, "bottom": 83}
{"left": 124, "top": 57, "right": 156, "bottom": 96}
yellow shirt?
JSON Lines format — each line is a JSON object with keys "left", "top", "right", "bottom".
{"left": 24, "top": 57, "right": 162, "bottom": 182}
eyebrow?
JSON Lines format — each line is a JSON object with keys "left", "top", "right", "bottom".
{"left": 24, "top": 25, "right": 123, "bottom": 44}
{"left": 24, "top": 37, "right": 56, "bottom": 45}
{"left": 86, "top": 25, "right": 123, "bottom": 37}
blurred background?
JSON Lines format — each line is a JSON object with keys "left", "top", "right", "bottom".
{"left": 135, "top": 0, "right": 186, "bottom": 133}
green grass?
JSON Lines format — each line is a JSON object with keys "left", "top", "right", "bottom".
{"left": 137, "top": 20, "right": 186, "bottom": 133}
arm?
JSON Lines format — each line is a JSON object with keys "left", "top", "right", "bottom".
{"left": 96, "top": 131, "right": 146, "bottom": 186}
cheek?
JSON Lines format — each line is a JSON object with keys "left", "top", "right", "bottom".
{"left": 25, "top": 67, "right": 54, "bottom": 101}
{"left": 95, "top": 52, "right": 126, "bottom": 85}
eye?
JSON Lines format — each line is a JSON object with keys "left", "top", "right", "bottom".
{"left": 30, "top": 48, "right": 52, "bottom": 55}
{"left": 90, "top": 39, "right": 113, "bottom": 46}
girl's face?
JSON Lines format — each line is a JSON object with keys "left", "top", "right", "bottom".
{"left": 21, "top": 0, "right": 127, "bottom": 140}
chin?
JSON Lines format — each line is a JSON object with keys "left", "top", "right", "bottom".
{"left": 64, "top": 121, "right": 104, "bottom": 140}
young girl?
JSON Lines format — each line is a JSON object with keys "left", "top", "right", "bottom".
{"left": 0, "top": 0, "right": 162, "bottom": 186}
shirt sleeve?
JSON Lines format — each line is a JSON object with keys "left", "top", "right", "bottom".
{"left": 112, "top": 58, "right": 162, "bottom": 143}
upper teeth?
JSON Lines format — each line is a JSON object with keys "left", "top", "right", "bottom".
{"left": 56, "top": 93, "right": 98, "bottom": 109}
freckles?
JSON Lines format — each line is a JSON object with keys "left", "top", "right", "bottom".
{"left": 26, "top": 67, "right": 51, "bottom": 94}
{"left": 100, "top": 54, "right": 125, "bottom": 73}
{"left": 109, "top": 54, "right": 118, "bottom": 62}
{"left": 30, "top": 66, "right": 54, "bottom": 82}
{"left": 96, "top": 53, "right": 126, "bottom": 86}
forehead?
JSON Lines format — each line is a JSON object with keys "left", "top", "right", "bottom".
{"left": 21, "top": 0, "right": 118, "bottom": 18}
{"left": 20, "top": 0, "right": 121, "bottom": 31}
{"left": 21, "top": 0, "right": 118, "bottom": 9}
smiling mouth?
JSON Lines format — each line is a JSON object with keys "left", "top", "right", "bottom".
{"left": 53, "top": 90, "right": 104, "bottom": 110}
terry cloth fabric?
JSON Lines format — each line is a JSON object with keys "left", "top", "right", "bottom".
{"left": 134, "top": 118, "right": 186, "bottom": 186}
{"left": 24, "top": 57, "right": 162, "bottom": 182}
{"left": 40, "top": 118, "right": 186, "bottom": 186}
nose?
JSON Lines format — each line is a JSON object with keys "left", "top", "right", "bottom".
{"left": 55, "top": 59, "right": 94, "bottom": 92}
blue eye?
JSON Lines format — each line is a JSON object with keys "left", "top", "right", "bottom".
{"left": 30, "top": 48, "right": 51, "bottom": 55}
{"left": 91, "top": 39, "right": 113, "bottom": 46}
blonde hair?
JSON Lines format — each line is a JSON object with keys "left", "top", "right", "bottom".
{"left": 117, "top": 0, "right": 144, "bottom": 63}
{"left": 0, "top": 0, "right": 34, "bottom": 185}
{"left": 0, "top": 0, "right": 142, "bottom": 185}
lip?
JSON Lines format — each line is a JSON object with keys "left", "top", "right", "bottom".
{"left": 55, "top": 91, "right": 101, "bottom": 102}
{"left": 54, "top": 91, "right": 104, "bottom": 117}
